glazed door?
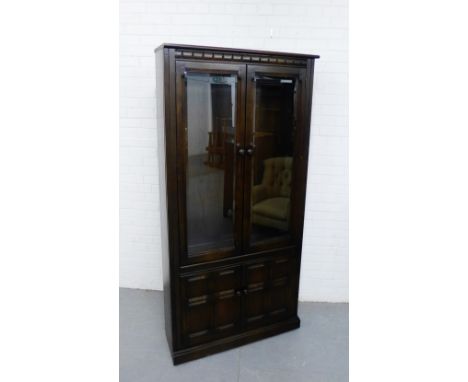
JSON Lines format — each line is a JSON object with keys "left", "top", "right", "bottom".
{"left": 175, "top": 61, "right": 247, "bottom": 265}
{"left": 243, "top": 65, "right": 307, "bottom": 252}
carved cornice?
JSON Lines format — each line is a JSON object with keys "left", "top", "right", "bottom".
{"left": 174, "top": 49, "right": 307, "bottom": 67}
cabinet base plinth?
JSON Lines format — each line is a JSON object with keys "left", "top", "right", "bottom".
{"left": 171, "top": 316, "right": 300, "bottom": 365}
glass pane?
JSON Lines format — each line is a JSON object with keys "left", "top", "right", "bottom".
{"left": 186, "top": 72, "right": 237, "bottom": 255}
{"left": 250, "top": 76, "right": 296, "bottom": 245}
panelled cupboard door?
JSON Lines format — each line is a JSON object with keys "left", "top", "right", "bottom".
{"left": 179, "top": 265, "right": 243, "bottom": 347}
{"left": 243, "top": 65, "right": 308, "bottom": 253}
{"left": 243, "top": 254, "right": 296, "bottom": 330}
{"left": 179, "top": 254, "right": 297, "bottom": 347}
{"left": 175, "top": 61, "right": 247, "bottom": 265}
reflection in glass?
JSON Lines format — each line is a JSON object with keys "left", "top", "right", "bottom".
{"left": 250, "top": 77, "right": 296, "bottom": 245}
{"left": 186, "top": 73, "right": 237, "bottom": 255}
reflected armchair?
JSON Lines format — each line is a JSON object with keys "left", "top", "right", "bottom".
{"left": 251, "top": 157, "right": 292, "bottom": 231}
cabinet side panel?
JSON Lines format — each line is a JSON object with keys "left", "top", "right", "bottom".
{"left": 294, "top": 58, "right": 316, "bottom": 312}
{"left": 156, "top": 47, "right": 173, "bottom": 351}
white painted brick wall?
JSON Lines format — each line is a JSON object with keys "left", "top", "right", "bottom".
{"left": 120, "top": 0, "right": 348, "bottom": 302}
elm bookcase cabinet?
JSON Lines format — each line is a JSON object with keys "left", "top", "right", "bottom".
{"left": 155, "top": 44, "right": 319, "bottom": 364}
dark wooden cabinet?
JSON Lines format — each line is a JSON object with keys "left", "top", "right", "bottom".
{"left": 155, "top": 44, "right": 319, "bottom": 364}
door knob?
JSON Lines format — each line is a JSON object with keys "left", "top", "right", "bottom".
{"left": 238, "top": 148, "right": 245, "bottom": 155}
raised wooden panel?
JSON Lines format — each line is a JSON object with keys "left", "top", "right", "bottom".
{"left": 246, "top": 262, "right": 268, "bottom": 285}
{"left": 271, "top": 255, "right": 293, "bottom": 280}
{"left": 185, "top": 298, "right": 211, "bottom": 341}
{"left": 269, "top": 256, "right": 294, "bottom": 318}
{"left": 213, "top": 268, "right": 238, "bottom": 292}
{"left": 245, "top": 261, "right": 268, "bottom": 326}
{"left": 185, "top": 274, "right": 209, "bottom": 299}
{"left": 213, "top": 291, "right": 240, "bottom": 333}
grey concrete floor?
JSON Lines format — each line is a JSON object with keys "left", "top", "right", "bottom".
{"left": 120, "top": 288, "right": 348, "bottom": 382}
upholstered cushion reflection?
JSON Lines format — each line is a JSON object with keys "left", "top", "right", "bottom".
{"left": 251, "top": 156, "right": 292, "bottom": 231}
{"left": 252, "top": 197, "right": 290, "bottom": 221}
